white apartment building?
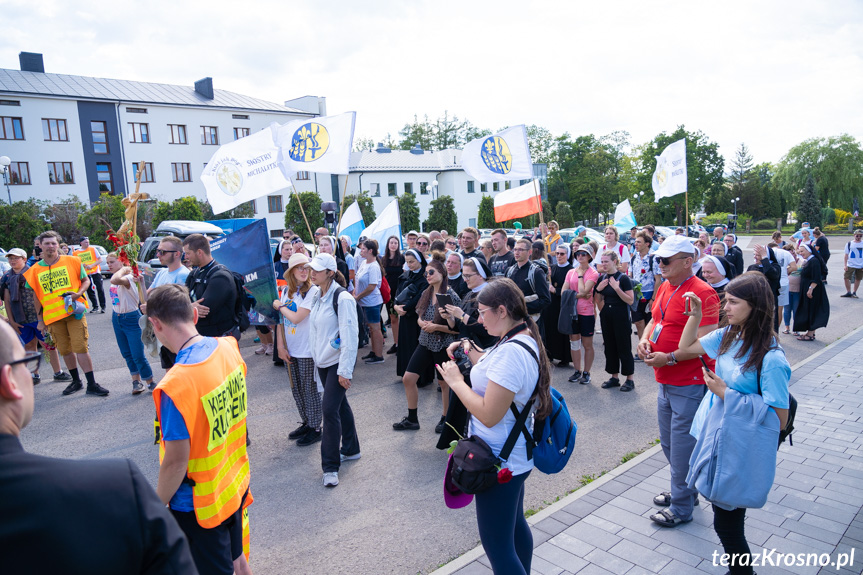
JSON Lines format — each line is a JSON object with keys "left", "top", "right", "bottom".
{"left": 0, "top": 52, "right": 330, "bottom": 235}
{"left": 340, "top": 144, "right": 547, "bottom": 231}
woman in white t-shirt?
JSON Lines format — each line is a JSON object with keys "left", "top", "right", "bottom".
{"left": 106, "top": 253, "right": 154, "bottom": 394}
{"left": 272, "top": 253, "right": 323, "bottom": 446}
{"left": 437, "top": 278, "right": 553, "bottom": 575}
{"left": 354, "top": 239, "right": 385, "bottom": 364}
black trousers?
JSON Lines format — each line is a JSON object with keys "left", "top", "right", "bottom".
{"left": 599, "top": 303, "right": 634, "bottom": 377}
{"left": 86, "top": 273, "right": 106, "bottom": 310}
{"left": 713, "top": 505, "right": 753, "bottom": 575}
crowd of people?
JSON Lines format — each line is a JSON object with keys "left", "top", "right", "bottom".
{"left": 2, "top": 219, "right": 859, "bottom": 575}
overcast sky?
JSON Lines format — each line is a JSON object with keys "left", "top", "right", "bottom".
{"left": 2, "top": 0, "right": 861, "bottom": 165}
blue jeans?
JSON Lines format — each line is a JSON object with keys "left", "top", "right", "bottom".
{"left": 783, "top": 291, "right": 800, "bottom": 328}
{"left": 112, "top": 310, "right": 153, "bottom": 381}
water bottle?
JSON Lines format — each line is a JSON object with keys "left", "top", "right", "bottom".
{"left": 330, "top": 336, "right": 341, "bottom": 350}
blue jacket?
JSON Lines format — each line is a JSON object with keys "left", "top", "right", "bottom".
{"left": 686, "top": 389, "right": 780, "bottom": 511}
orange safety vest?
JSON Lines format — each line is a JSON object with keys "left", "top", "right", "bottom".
{"left": 22, "top": 256, "right": 89, "bottom": 325}
{"left": 73, "top": 246, "right": 100, "bottom": 274}
{"left": 153, "top": 337, "right": 251, "bottom": 529}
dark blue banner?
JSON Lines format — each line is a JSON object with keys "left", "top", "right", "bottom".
{"left": 210, "top": 219, "right": 279, "bottom": 325}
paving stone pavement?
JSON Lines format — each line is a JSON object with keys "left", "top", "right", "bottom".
{"left": 435, "top": 327, "right": 863, "bottom": 575}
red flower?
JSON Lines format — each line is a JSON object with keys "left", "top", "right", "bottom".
{"left": 497, "top": 467, "right": 513, "bottom": 484}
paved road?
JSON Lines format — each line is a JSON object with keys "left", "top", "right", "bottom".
{"left": 20, "top": 236, "right": 863, "bottom": 574}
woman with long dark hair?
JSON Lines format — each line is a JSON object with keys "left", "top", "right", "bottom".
{"left": 394, "top": 249, "right": 428, "bottom": 382}
{"left": 793, "top": 243, "right": 830, "bottom": 341}
{"left": 677, "top": 272, "right": 790, "bottom": 575}
{"left": 354, "top": 239, "right": 385, "bottom": 364}
{"left": 382, "top": 235, "right": 405, "bottom": 355}
{"left": 437, "top": 278, "right": 552, "bottom": 575}
{"left": 544, "top": 244, "right": 573, "bottom": 366}
{"left": 392, "top": 258, "right": 461, "bottom": 433}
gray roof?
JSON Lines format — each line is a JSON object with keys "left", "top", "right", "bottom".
{"left": 0, "top": 68, "right": 307, "bottom": 114}
{"left": 350, "top": 148, "right": 463, "bottom": 172}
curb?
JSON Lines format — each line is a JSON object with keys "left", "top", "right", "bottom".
{"left": 432, "top": 323, "right": 863, "bottom": 575}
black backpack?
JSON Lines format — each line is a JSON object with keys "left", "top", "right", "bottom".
{"left": 757, "top": 360, "right": 797, "bottom": 447}
{"left": 329, "top": 286, "right": 366, "bottom": 345}
{"left": 186, "top": 263, "right": 252, "bottom": 333}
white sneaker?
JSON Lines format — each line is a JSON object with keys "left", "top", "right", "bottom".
{"left": 323, "top": 472, "right": 339, "bottom": 487}
{"left": 340, "top": 452, "right": 361, "bottom": 462}
{"left": 265, "top": 343, "right": 274, "bottom": 355}
{"left": 254, "top": 345, "right": 267, "bottom": 355}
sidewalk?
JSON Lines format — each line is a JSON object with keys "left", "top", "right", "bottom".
{"left": 435, "top": 327, "right": 863, "bottom": 575}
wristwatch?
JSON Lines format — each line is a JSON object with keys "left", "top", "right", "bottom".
{"left": 667, "top": 351, "right": 678, "bottom": 366}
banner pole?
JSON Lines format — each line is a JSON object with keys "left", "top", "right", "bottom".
{"left": 338, "top": 174, "right": 349, "bottom": 227}
{"left": 294, "top": 190, "right": 316, "bottom": 246}
{"left": 533, "top": 179, "right": 545, "bottom": 227}
{"left": 685, "top": 190, "right": 690, "bottom": 229}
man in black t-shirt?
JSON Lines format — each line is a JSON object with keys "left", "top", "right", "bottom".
{"left": 488, "top": 228, "right": 515, "bottom": 277}
{"left": 182, "top": 234, "right": 239, "bottom": 339}
{"left": 457, "top": 227, "right": 486, "bottom": 263}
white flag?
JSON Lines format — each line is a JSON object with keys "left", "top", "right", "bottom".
{"left": 461, "top": 125, "right": 533, "bottom": 183}
{"left": 201, "top": 125, "right": 293, "bottom": 215}
{"left": 359, "top": 199, "right": 401, "bottom": 250}
{"left": 652, "top": 138, "right": 687, "bottom": 202}
{"left": 613, "top": 199, "right": 637, "bottom": 231}
{"left": 337, "top": 201, "right": 365, "bottom": 246}
{"left": 273, "top": 112, "right": 356, "bottom": 178}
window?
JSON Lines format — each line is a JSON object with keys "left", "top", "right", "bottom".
{"left": 91, "top": 121, "right": 108, "bottom": 153}
{"left": 233, "top": 127, "right": 250, "bottom": 140}
{"left": 387, "top": 183, "right": 397, "bottom": 197}
{"left": 47, "top": 162, "right": 74, "bottom": 184}
{"left": 42, "top": 119, "right": 68, "bottom": 141}
{"left": 172, "top": 163, "right": 192, "bottom": 182}
{"left": 493, "top": 182, "right": 499, "bottom": 192}
{"left": 505, "top": 181, "right": 512, "bottom": 190}
{"left": 481, "top": 183, "right": 487, "bottom": 193}
{"left": 370, "top": 183, "right": 380, "bottom": 197}
{"left": 467, "top": 181, "right": 475, "bottom": 194}
{"left": 469, "top": 218, "right": 476, "bottom": 227}
{"left": 420, "top": 182, "right": 429, "bottom": 195}
{"left": 270, "top": 229, "right": 284, "bottom": 239}
{"left": 129, "top": 123, "right": 150, "bottom": 143}
{"left": 95, "top": 163, "right": 113, "bottom": 192}
{"left": 0, "top": 100, "right": 21, "bottom": 106}
{"left": 232, "top": 114, "right": 249, "bottom": 120}
{"left": 249, "top": 199, "right": 257, "bottom": 213}
{"left": 126, "top": 107, "right": 148, "bottom": 114}
{"left": 168, "top": 124, "right": 187, "bottom": 144}
{"left": 519, "top": 179, "right": 530, "bottom": 186}
{"left": 404, "top": 182, "right": 413, "bottom": 195}
{"left": 132, "top": 162, "right": 154, "bottom": 183}
{"left": 0, "top": 117, "right": 24, "bottom": 140}
{"left": 296, "top": 171, "right": 310, "bottom": 180}
{"left": 267, "top": 195, "right": 283, "bottom": 213}
{"left": 8, "top": 162, "right": 30, "bottom": 185}
{"left": 201, "top": 126, "right": 219, "bottom": 145}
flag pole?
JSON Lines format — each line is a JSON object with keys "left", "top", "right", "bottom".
{"left": 685, "top": 190, "right": 689, "bottom": 229}
{"left": 293, "top": 189, "right": 316, "bottom": 246}
{"left": 533, "top": 179, "right": 545, "bottom": 227}
{"left": 337, "top": 174, "right": 349, "bottom": 226}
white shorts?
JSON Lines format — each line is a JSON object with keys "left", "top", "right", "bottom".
{"left": 778, "top": 283, "right": 789, "bottom": 307}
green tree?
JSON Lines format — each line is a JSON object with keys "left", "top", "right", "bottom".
{"left": 0, "top": 200, "right": 46, "bottom": 252}
{"left": 199, "top": 200, "right": 256, "bottom": 221}
{"left": 398, "top": 114, "right": 435, "bottom": 151}
{"left": 353, "top": 136, "right": 375, "bottom": 152}
{"left": 797, "top": 174, "right": 822, "bottom": 229}
{"left": 542, "top": 200, "right": 553, "bottom": 223}
{"left": 555, "top": 201, "right": 574, "bottom": 228}
{"left": 774, "top": 134, "right": 863, "bottom": 210}
{"left": 398, "top": 191, "right": 421, "bottom": 232}
{"left": 43, "top": 195, "right": 88, "bottom": 244}
{"left": 152, "top": 200, "right": 175, "bottom": 228}
{"left": 76, "top": 193, "right": 125, "bottom": 248}
{"left": 526, "top": 125, "right": 554, "bottom": 166}
{"left": 477, "top": 195, "right": 496, "bottom": 228}
{"left": 635, "top": 126, "right": 725, "bottom": 226}
{"left": 171, "top": 197, "right": 204, "bottom": 222}
{"left": 284, "top": 191, "right": 323, "bottom": 240}
{"left": 423, "top": 195, "right": 457, "bottom": 234}
{"left": 342, "top": 192, "right": 376, "bottom": 225}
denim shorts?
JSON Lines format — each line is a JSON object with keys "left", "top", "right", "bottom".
{"left": 362, "top": 304, "right": 382, "bottom": 324}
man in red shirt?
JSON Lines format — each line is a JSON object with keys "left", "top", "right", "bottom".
{"left": 639, "top": 235, "right": 720, "bottom": 527}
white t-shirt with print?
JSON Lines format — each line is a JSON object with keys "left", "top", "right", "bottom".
{"left": 845, "top": 240, "right": 863, "bottom": 269}
{"left": 108, "top": 274, "right": 140, "bottom": 314}
{"left": 468, "top": 334, "right": 538, "bottom": 476}
{"left": 279, "top": 285, "right": 318, "bottom": 358}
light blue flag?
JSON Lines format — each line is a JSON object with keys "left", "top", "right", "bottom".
{"left": 614, "top": 199, "right": 638, "bottom": 231}
{"left": 360, "top": 199, "right": 402, "bottom": 250}
{"left": 337, "top": 201, "right": 365, "bottom": 246}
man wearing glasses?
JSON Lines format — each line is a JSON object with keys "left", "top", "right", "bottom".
{"left": 139, "top": 236, "right": 189, "bottom": 370}
{"left": 505, "top": 238, "right": 550, "bottom": 323}
{"left": 638, "top": 235, "right": 720, "bottom": 528}
{"left": 841, "top": 229, "right": 863, "bottom": 298}
{"left": 0, "top": 320, "right": 197, "bottom": 573}
{"left": 23, "top": 231, "right": 109, "bottom": 397}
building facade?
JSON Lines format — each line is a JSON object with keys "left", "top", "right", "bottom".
{"left": 0, "top": 52, "right": 328, "bottom": 234}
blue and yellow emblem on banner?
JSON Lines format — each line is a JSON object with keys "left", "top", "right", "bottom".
{"left": 481, "top": 136, "right": 512, "bottom": 175}
{"left": 289, "top": 123, "right": 330, "bottom": 162}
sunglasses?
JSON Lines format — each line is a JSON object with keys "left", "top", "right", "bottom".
{"left": 5, "top": 351, "right": 42, "bottom": 375}
{"left": 417, "top": 242, "right": 429, "bottom": 247}
{"left": 425, "top": 270, "right": 436, "bottom": 277}
{"left": 658, "top": 255, "right": 688, "bottom": 265}
{"left": 155, "top": 249, "right": 178, "bottom": 256}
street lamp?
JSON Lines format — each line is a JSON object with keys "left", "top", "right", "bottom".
{"left": 0, "top": 156, "right": 11, "bottom": 204}
{"left": 638, "top": 191, "right": 645, "bottom": 203}
{"left": 732, "top": 196, "right": 740, "bottom": 217}
{"left": 431, "top": 179, "right": 438, "bottom": 200}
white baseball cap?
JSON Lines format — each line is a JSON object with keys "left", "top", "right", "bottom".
{"left": 655, "top": 235, "right": 696, "bottom": 258}
{"left": 306, "top": 253, "right": 337, "bottom": 272}
{"left": 6, "top": 248, "right": 27, "bottom": 258}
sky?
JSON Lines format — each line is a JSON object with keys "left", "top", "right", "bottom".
{"left": 2, "top": 0, "right": 861, "bottom": 166}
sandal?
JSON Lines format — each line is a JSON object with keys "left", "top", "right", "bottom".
{"left": 781, "top": 328, "right": 791, "bottom": 334}
{"left": 653, "top": 491, "right": 699, "bottom": 507}
{"left": 796, "top": 334, "right": 815, "bottom": 341}
{"left": 650, "top": 508, "right": 692, "bottom": 528}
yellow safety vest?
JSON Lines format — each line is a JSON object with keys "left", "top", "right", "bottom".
{"left": 22, "top": 256, "right": 88, "bottom": 325}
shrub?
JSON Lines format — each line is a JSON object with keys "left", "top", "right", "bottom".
{"left": 754, "top": 219, "right": 777, "bottom": 230}
{"left": 821, "top": 207, "right": 836, "bottom": 225}
{"left": 835, "top": 209, "right": 853, "bottom": 226}
{"left": 823, "top": 224, "right": 848, "bottom": 233}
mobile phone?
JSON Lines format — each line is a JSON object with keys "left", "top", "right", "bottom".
{"left": 699, "top": 356, "right": 710, "bottom": 371}
{"left": 435, "top": 293, "right": 454, "bottom": 308}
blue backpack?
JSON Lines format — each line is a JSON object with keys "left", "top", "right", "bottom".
{"left": 508, "top": 340, "right": 577, "bottom": 474}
